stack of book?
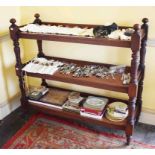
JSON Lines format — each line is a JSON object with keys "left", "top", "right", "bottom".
{"left": 80, "top": 96, "right": 108, "bottom": 120}
{"left": 27, "top": 86, "right": 49, "bottom": 100}
{"left": 105, "top": 102, "right": 128, "bottom": 122}
{"left": 62, "top": 92, "right": 84, "bottom": 113}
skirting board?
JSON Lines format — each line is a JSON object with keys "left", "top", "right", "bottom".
{"left": 0, "top": 97, "right": 155, "bottom": 125}
{"left": 139, "top": 111, "right": 155, "bottom": 126}
{"left": 0, "top": 97, "right": 20, "bottom": 120}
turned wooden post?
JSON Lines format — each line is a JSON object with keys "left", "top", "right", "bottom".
{"left": 33, "top": 13, "right": 42, "bottom": 25}
{"left": 136, "top": 18, "right": 149, "bottom": 122}
{"left": 33, "top": 14, "right": 48, "bottom": 87}
{"left": 126, "top": 24, "right": 141, "bottom": 145}
{"left": 9, "top": 18, "right": 28, "bottom": 110}
{"left": 33, "top": 14, "right": 44, "bottom": 57}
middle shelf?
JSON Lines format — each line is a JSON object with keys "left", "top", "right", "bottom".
{"left": 16, "top": 55, "right": 142, "bottom": 93}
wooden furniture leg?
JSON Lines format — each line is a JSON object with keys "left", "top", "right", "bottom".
{"left": 136, "top": 18, "right": 148, "bottom": 123}
{"left": 125, "top": 24, "right": 141, "bottom": 145}
{"left": 9, "top": 19, "right": 28, "bottom": 113}
{"left": 126, "top": 97, "right": 136, "bottom": 145}
{"left": 35, "top": 14, "right": 48, "bottom": 87}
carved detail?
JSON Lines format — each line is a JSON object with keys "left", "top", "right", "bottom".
{"left": 128, "top": 97, "right": 136, "bottom": 125}
{"left": 130, "top": 50, "right": 139, "bottom": 84}
{"left": 142, "top": 18, "right": 149, "bottom": 40}
{"left": 136, "top": 76, "right": 144, "bottom": 122}
{"left": 9, "top": 18, "right": 19, "bottom": 40}
{"left": 33, "top": 13, "right": 42, "bottom": 25}
{"left": 126, "top": 24, "right": 141, "bottom": 144}
{"left": 139, "top": 41, "right": 146, "bottom": 69}
{"left": 10, "top": 18, "right": 16, "bottom": 27}
{"left": 14, "top": 39, "right": 27, "bottom": 108}
{"left": 130, "top": 24, "right": 141, "bottom": 85}
{"left": 33, "top": 13, "right": 47, "bottom": 86}
{"left": 136, "top": 18, "right": 149, "bottom": 122}
{"left": 10, "top": 18, "right": 27, "bottom": 109}
{"left": 140, "top": 18, "right": 148, "bottom": 69}
{"left": 13, "top": 40, "right": 22, "bottom": 68}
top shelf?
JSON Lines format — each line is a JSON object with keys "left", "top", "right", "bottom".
{"left": 9, "top": 14, "right": 148, "bottom": 49}
{"left": 19, "top": 31, "right": 131, "bottom": 48}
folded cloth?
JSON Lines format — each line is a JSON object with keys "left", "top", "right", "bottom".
{"left": 108, "top": 29, "right": 131, "bottom": 40}
{"left": 20, "top": 24, "right": 94, "bottom": 37}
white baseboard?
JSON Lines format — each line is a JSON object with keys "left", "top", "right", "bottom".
{"left": 0, "top": 97, "right": 20, "bottom": 120}
{"left": 139, "top": 111, "right": 155, "bottom": 126}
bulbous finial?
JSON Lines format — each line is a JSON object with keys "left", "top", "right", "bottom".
{"left": 34, "top": 13, "right": 40, "bottom": 19}
{"left": 142, "top": 18, "right": 149, "bottom": 24}
{"left": 133, "top": 24, "right": 140, "bottom": 31}
{"left": 10, "top": 18, "right": 16, "bottom": 24}
{"left": 33, "top": 13, "right": 42, "bottom": 25}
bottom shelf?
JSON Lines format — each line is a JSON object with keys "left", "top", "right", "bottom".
{"left": 28, "top": 100, "right": 127, "bottom": 130}
{"left": 27, "top": 86, "right": 138, "bottom": 130}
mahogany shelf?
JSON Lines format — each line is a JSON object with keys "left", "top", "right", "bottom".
{"left": 18, "top": 21, "right": 145, "bottom": 48}
{"left": 9, "top": 14, "right": 149, "bottom": 145}
{"left": 27, "top": 86, "right": 130, "bottom": 130}
{"left": 18, "top": 56, "right": 142, "bottom": 93}
{"left": 19, "top": 31, "right": 131, "bottom": 48}
{"left": 28, "top": 100, "right": 127, "bottom": 130}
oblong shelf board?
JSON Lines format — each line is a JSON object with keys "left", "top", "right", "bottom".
{"left": 17, "top": 56, "right": 142, "bottom": 93}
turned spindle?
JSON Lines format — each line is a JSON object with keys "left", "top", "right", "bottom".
{"left": 136, "top": 18, "right": 149, "bottom": 123}
{"left": 126, "top": 24, "right": 141, "bottom": 145}
{"left": 33, "top": 13, "right": 42, "bottom": 25}
{"left": 9, "top": 18, "right": 28, "bottom": 112}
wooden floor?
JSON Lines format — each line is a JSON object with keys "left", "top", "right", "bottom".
{"left": 0, "top": 106, "right": 155, "bottom": 148}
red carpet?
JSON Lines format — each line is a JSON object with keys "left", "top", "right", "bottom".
{"left": 2, "top": 113, "right": 155, "bottom": 149}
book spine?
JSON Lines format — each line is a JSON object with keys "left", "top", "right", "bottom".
{"left": 80, "top": 108, "right": 103, "bottom": 116}
{"left": 80, "top": 111, "right": 103, "bottom": 120}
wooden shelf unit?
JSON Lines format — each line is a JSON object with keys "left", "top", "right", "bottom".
{"left": 9, "top": 13, "right": 149, "bottom": 145}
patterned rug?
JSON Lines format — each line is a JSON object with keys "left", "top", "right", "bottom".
{"left": 2, "top": 113, "right": 155, "bottom": 149}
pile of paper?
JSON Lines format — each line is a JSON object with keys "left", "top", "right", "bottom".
{"left": 22, "top": 57, "right": 63, "bottom": 75}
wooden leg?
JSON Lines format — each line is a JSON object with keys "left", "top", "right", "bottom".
{"left": 136, "top": 70, "right": 144, "bottom": 123}
{"left": 41, "top": 79, "right": 48, "bottom": 87}
{"left": 17, "top": 71, "right": 28, "bottom": 115}
{"left": 125, "top": 96, "right": 136, "bottom": 145}
{"left": 135, "top": 98, "right": 142, "bottom": 124}
{"left": 126, "top": 134, "right": 132, "bottom": 145}
{"left": 20, "top": 97, "right": 28, "bottom": 112}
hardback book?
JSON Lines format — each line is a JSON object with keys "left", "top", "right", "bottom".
{"left": 40, "top": 88, "right": 70, "bottom": 106}
{"left": 82, "top": 96, "right": 108, "bottom": 111}
{"left": 80, "top": 107, "right": 104, "bottom": 116}
{"left": 80, "top": 111, "right": 104, "bottom": 120}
